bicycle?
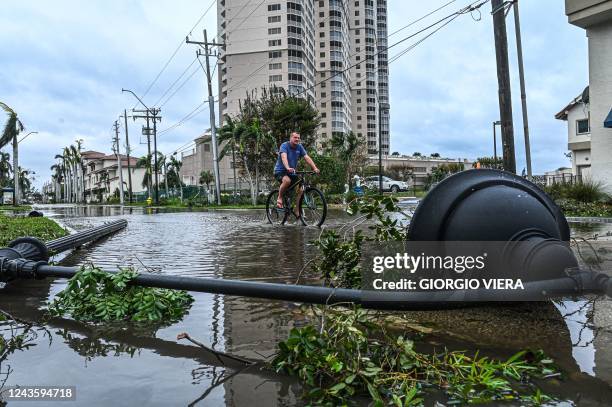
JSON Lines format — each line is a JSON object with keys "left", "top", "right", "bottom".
{"left": 266, "top": 171, "right": 327, "bottom": 227}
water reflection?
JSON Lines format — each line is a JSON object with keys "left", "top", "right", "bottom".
{"left": 0, "top": 205, "right": 611, "bottom": 405}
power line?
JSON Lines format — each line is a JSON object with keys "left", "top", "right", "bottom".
{"left": 152, "top": 56, "right": 198, "bottom": 107}
{"left": 158, "top": 100, "right": 211, "bottom": 136}
{"left": 159, "top": 64, "right": 202, "bottom": 107}
{"left": 388, "top": 0, "right": 458, "bottom": 37}
{"left": 134, "top": 0, "right": 217, "bottom": 107}
{"left": 289, "top": 0, "right": 490, "bottom": 102}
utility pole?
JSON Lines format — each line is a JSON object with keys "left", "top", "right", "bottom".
{"left": 122, "top": 109, "right": 133, "bottom": 203}
{"left": 133, "top": 109, "right": 161, "bottom": 202}
{"left": 491, "top": 0, "right": 516, "bottom": 173}
{"left": 512, "top": 0, "right": 532, "bottom": 179}
{"left": 112, "top": 120, "right": 125, "bottom": 205}
{"left": 152, "top": 108, "right": 160, "bottom": 204}
{"left": 187, "top": 29, "right": 223, "bottom": 205}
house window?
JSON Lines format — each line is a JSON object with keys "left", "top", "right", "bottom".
{"left": 268, "top": 4, "right": 281, "bottom": 11}
{"left": 204, "top": 143, "right": 211, "bottom": 152}
{"left": 269, "top": 39, "right": 281, "bottom": 46}
{"left": 268, "top": 15, "right": 281, "bottom": 23}
{"left": 268, "top": 27, "right": 281, "bottom": 35}
{"left": 269, "top": 62, "right": 282, "bottom": 69}
{"left": 576, "top": 118, "right": 590, "bottom": 134}
{"left": 269, "top": 74, "right": 282, "bottom": 82}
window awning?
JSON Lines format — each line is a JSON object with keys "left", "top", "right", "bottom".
{"left": 605, "top": 107, "right": 612, "bottom": 129}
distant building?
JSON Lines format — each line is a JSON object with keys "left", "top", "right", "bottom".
{"left": 555, "top": 86, "right": 591, "bottom": 179}
{"left": 543, "top": 167, "right": 574, "bottom": 186}
{"left": 82, "top": 151, "right": 144, "bottom": 203}
{"left": 368, "top": 154, "right": 474, "bottom": 188}
{"left": 179, "top": 131, "right": 241, "bottom": 189}
{"left": 1, "top": 187, "right": 14, "bottom": 205}
{"left": 46, "top": 150, "right": 147, "bottom": 203}
{"left": 564, "top": 0, "right": 612, "bottom": 190}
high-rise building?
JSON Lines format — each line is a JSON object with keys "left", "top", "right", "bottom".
{"left": 376, "top": 0, "right": 390, "bottom": 155}
{"left": 217, "top": 0, "right": 390, "bottom": 154}
{"left": 315, "top": 0, "right": 353, "bottom": 148}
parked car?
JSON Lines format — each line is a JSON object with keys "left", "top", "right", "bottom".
{"left": 363, "top": 176, "right": 409, "bottom": 193}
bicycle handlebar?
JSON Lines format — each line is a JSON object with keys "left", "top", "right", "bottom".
{"left": 293, "top": 171, "right": 317, "bottom": 175}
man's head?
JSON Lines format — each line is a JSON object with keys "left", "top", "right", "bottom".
{"left": 289, "top": 132, "right": 301, "bottom": 146}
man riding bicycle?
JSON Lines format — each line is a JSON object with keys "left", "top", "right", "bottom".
{"left": 274, "top": 132, "right": 320, "bottom": 213}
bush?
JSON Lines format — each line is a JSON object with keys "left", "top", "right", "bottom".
{"left": 543, "top": 179, "right": 608, "bottom": 203}
{"left": 556, "top": 198, "right": 612, "bottom": 217}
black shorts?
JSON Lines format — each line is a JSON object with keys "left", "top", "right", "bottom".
{"left": 274, "top": 171, "right": 298, "bottom": 184}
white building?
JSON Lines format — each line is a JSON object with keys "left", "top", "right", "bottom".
{"left": 565, "top": 0, "right": 612, "bottom": 190}
{"left": 217, "top": 0, "right": 390, "bottom": 155}
{"left": 369, "top": 154, "right": 474, "bottom": 188}
{"left": 555, "top": 86, "right": 591, "bottom": 179}
{"left": 82, "top": 151, "right": 147, "bottom": 203}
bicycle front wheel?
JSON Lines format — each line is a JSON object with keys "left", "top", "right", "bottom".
{"left": 266, "top": 190, "right": 289, "bottom": 225}
{"left": 299, "top": 187, "right": 327, "bottom": 227}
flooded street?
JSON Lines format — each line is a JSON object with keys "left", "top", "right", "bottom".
{"left": 2, "top": 205, "right": 612, "bottom": 405}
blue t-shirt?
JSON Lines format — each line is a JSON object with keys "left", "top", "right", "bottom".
{"left": 274, "top": 141, "right": 307, "bottom": 173}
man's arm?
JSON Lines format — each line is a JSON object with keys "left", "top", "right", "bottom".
{"left": 281, "top": 153, "right": 294, "bottom": 173}
{"left": 304, "top": 155, "right": 320, "bottom": 173}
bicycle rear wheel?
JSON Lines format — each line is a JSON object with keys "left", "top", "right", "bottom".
{"left": 266, "top": 190, "right": 289, "bottom": 225}
{"left": 299, "top": 187, "right": 327, "bottom": 227}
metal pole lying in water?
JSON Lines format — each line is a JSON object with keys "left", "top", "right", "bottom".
{"left": 4, "top": 219, "right": 128, "bottom": 262}
{"left": 46, "top": 219, "right": 128, "bottom": 254}
{"left": 1, "top": 251, "right": 611, "bottom": 310}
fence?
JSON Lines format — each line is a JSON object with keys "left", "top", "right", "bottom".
{"left": 129, "top": 180, "right": 275, "bottom": 205}
{"left": 531, "top": 174, "right": 582, "bottom": 188}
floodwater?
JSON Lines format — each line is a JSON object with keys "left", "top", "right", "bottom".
{"left": 1, "top": 205, "right": 612, "bottom": 406}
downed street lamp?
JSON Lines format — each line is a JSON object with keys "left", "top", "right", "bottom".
{"left": 1, "top": 171, "right": 611, "bottom": 309}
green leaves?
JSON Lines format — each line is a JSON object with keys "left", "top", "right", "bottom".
{"left": 48, "top": 266, "right": 193, "bottom": 324}
{"left": 272, "top": 307, "right": 559, "bottom": 406}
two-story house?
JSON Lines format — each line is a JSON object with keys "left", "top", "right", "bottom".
{"left": 555, "top": 86, "right": 592, "bottom": 179}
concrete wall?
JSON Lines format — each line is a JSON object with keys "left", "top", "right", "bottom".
{"left": 587, "top": 22, "right": 612, "bottom": 190}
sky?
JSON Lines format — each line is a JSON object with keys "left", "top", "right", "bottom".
{"left": 0, "top": 0, "right": 589, "bottom": 189}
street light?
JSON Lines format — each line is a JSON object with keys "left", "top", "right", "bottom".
{"left": 121, "top": 88, "right": 150, "bottom": 111}
{"left": 492, "top": 121, "right": 501, "bottom": 162}
{"left": 121, "top": 88, "right": 160, "bottom": 205}
{"left": 18, "top": 131, "right": 38, "bottom": 144}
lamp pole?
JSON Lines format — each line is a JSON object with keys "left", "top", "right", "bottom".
{"left": 492, "top": 121, "right": 501, "bottom": 162}
{"left": 14, "top": 131, "right": 37, "bottom": 205}
{"left": 122, "top": 89, "right": 161, "bottom": 205}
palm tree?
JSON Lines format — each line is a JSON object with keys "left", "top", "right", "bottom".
{"left": 53, "top": 151, "right": 70, "bottom": 202}
{"left": 218, "top": 116, "right": 239, "bottom": 198}
{"left": 329, "top": 131, "right": 367, "bottom": 185}
{"left": 0, "top": 151, "right": 12, "bottom": 188}
{"left": 199, "top": 170, "right": 214, "bottom": 189}
{"left": 68, "top": 141, "right": 83, "bottom": 203}
{"left": 136, "top": 155, "right": 151, "bottom": 193}
{"left": 168, "top": 155, "right": 183, "bottom": 202}
{"left": 0, "top": 102, "right": 25, "bottom": 204}
{"left": 219, "top": 116, "right": 274, "bottom": 205}
{"left": 17, "top": 167, "right": 34, "bottom": 198}
{"left": 50, "top": 161, "right": 64, "bottom": 203}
